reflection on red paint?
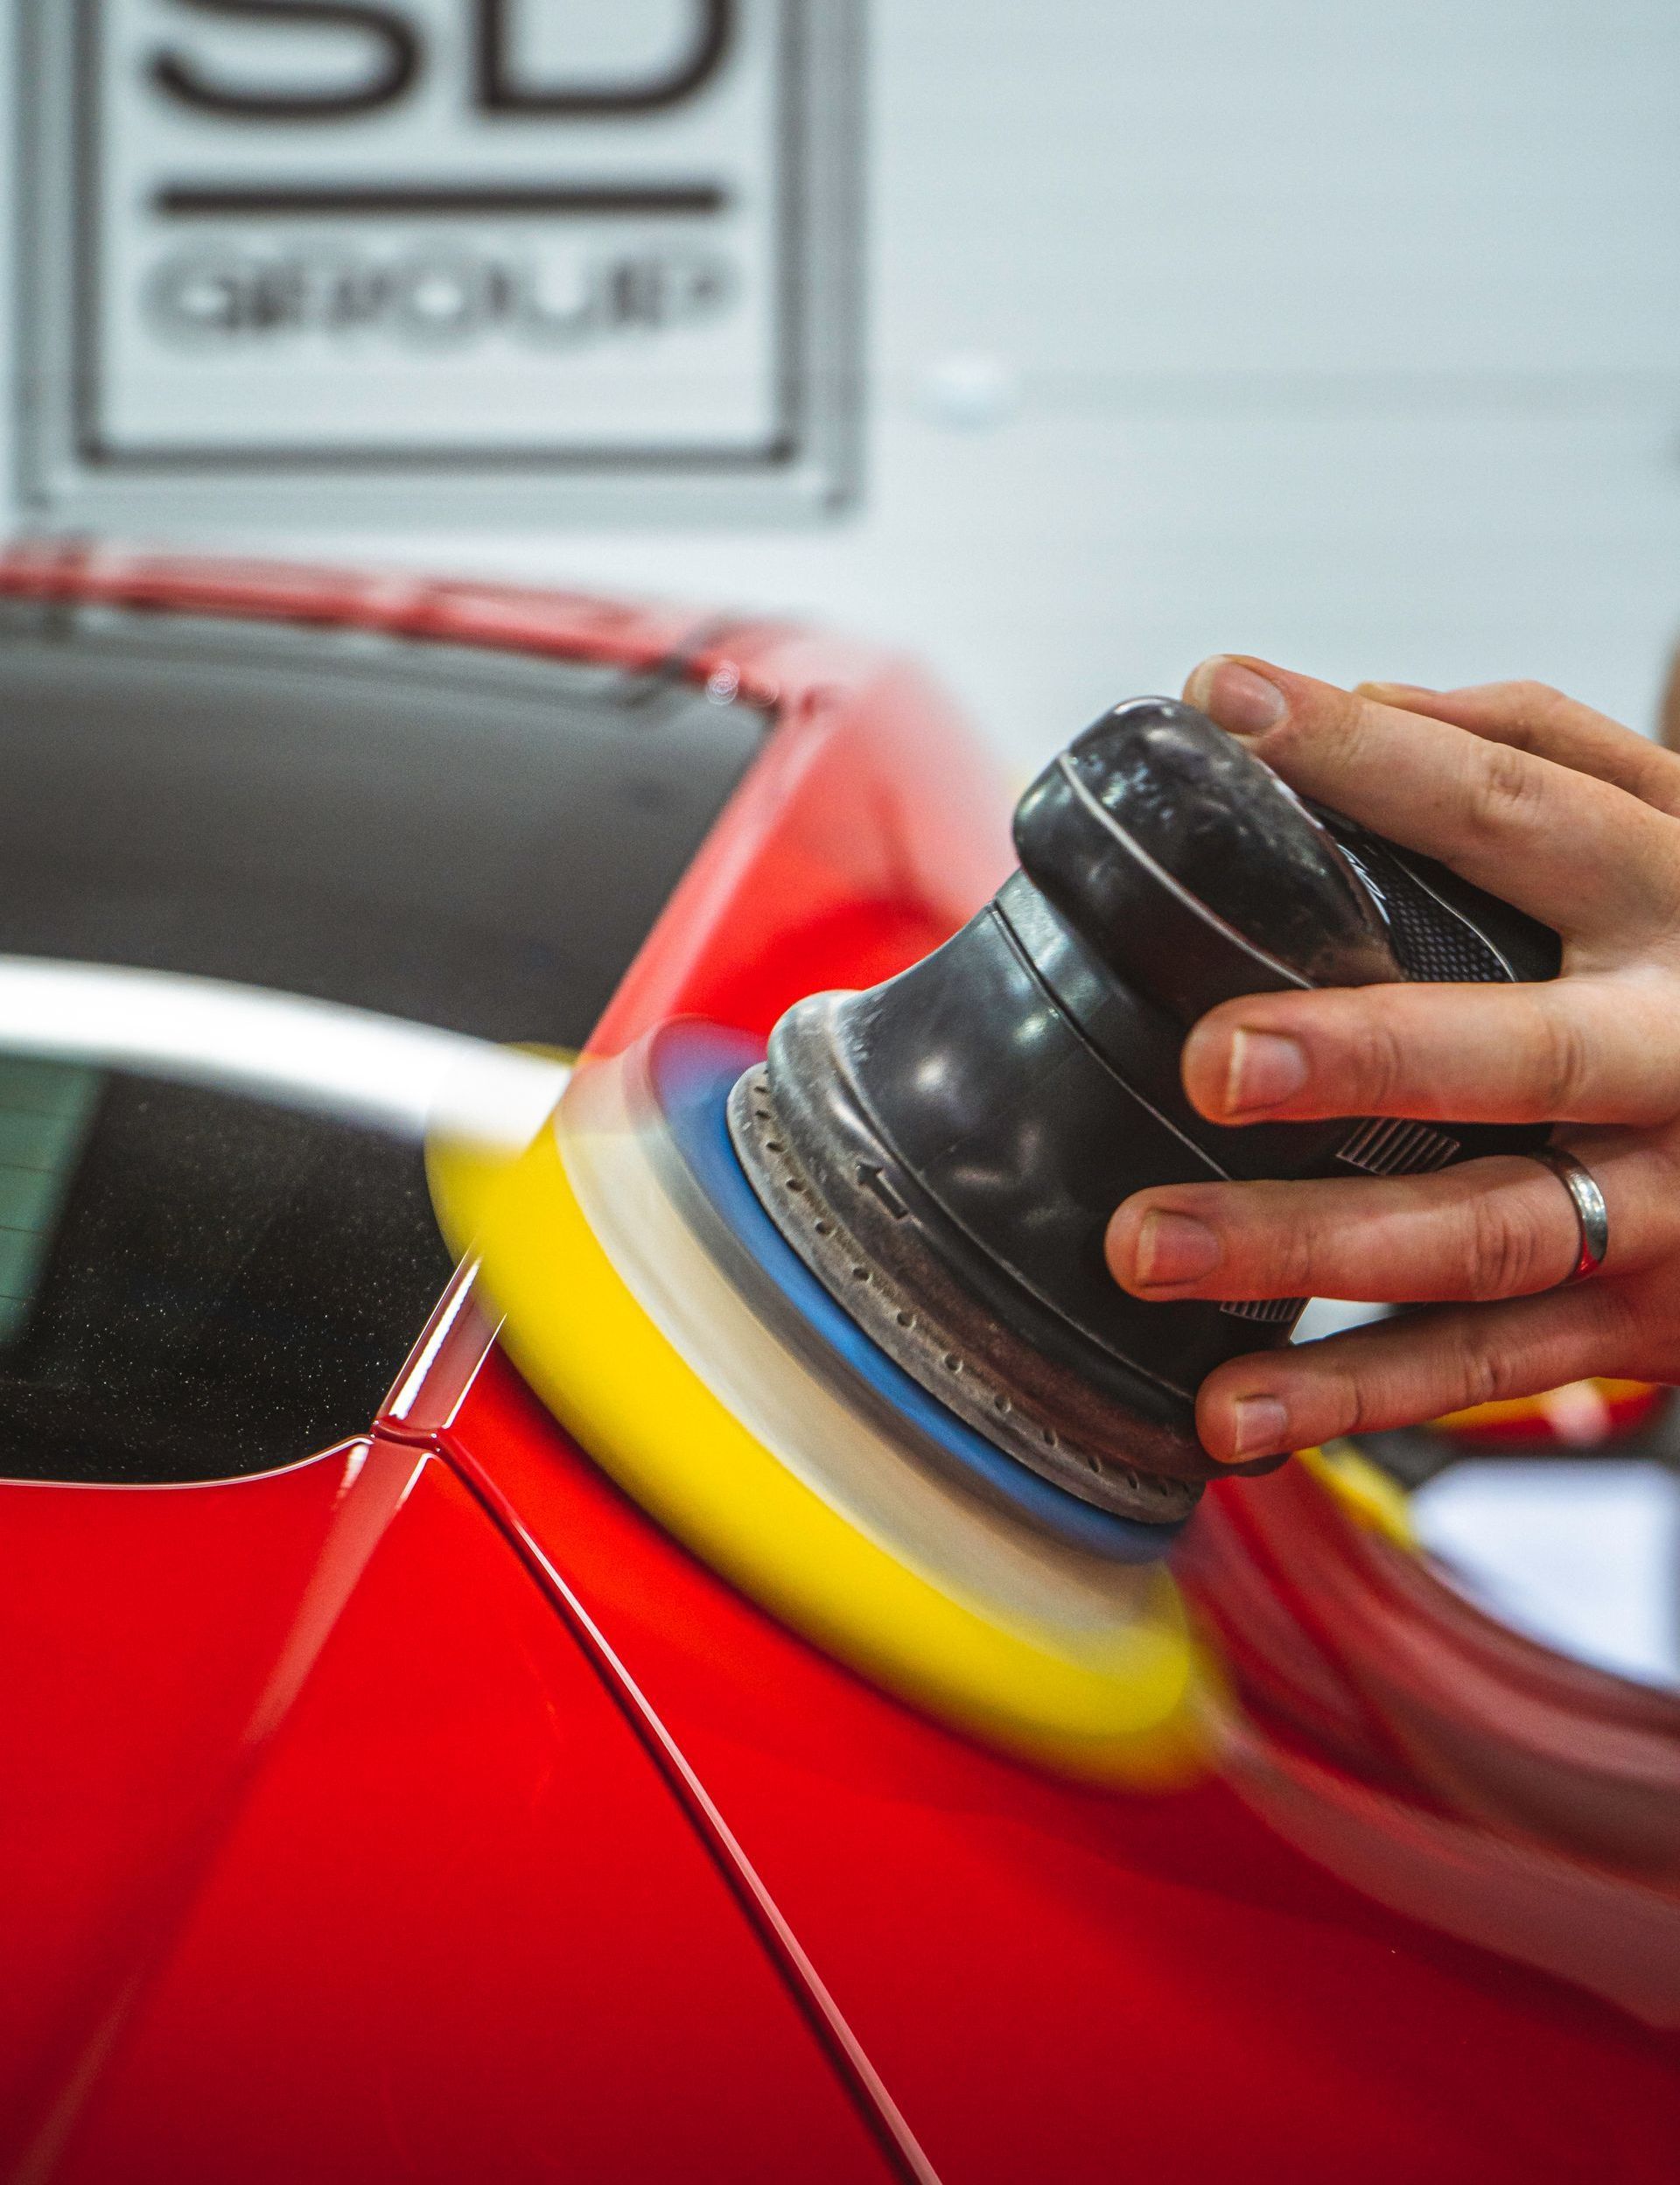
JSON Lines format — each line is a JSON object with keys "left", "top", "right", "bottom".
{"left": 0, "top": 551, "right": 1675, "bottom": 2181}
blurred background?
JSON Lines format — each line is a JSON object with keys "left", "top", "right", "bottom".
{"left": 2, "top": 0, "right": 1677, "bottom": 1683}
{"left": 7, "top": 0, "right": 1680, "bottom": 768}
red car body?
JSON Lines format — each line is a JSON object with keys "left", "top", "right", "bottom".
{"left": 1, "top": 546, "right": 1676, "bottom": 2183}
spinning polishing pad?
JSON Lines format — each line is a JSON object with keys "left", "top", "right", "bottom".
{"left": 428, "top": 1019, "right": 1214, "bottom": 1783}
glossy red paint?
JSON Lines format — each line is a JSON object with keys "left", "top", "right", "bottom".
{"left": 3, "top": 551, "right": 1677, "bottom": 2181}
{"left": 586, "top": 620, "right": 1013, "bottom": 1053}
{"left": 0, "top": 538, "right": 710, "bottom": 673}
{"left": 1183, "top": 1471, "right": 1680, "bottom": 2007}
{"left": 0, "top": 1443, "right": 906, "bottom": 2181}
{"left": 430, "top": 1355, "right": 1680, "bottom": 2185}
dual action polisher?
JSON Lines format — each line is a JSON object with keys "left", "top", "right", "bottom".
{"left": 728, "top": 697, "right": 1559, "bottom": 1525}
{"left": 434, "top": 697, "right": 1558, "bottom": 1776}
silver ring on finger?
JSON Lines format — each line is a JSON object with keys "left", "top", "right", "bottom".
{"left": 1533, "top": 1145, "right": 1609, "bottom": 1283}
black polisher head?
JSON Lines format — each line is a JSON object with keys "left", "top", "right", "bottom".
{"left": 729, "top": 697, "right": 1561, "bottom": 1524}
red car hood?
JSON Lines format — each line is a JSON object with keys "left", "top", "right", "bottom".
{"left": 0, "top": 1432, "right": 905, "bottom": 2181}
{"left": 4, "top": 1286, "right": 1677, "bottom": 2185}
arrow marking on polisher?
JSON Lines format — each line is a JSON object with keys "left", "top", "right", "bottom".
{"left": 857, "top": 1162, "right": 910, "bottom": 1219}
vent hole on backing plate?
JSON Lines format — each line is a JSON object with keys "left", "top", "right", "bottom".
{"left": 786, "top": 1179, "right": 804, "bottom": 1194}
{"left": 1042, "top": 1428, "right": 1058, "bottom": 1447}
{"left": 942, "top": 1353, "right": 962, "bottom": 1372}
{"left": 765, "top": 1139, "right": 783, "bottom": 1153}
{"left": 1125, "top": 1468, "right": 1140, "bottom": 1490}
{"left": 813, "top": 1220, "right": 830, "bottom": 1235}
{"left": 895, "top": 1310, "right": 913, "bottom": 1327}
{"left": 851, "top": 1265, "right": 870, "bottom": 1282}
{"left": 993, "top": 1394, "right": 1010, "bottom": 1413}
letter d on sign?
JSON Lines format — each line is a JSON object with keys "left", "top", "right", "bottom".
{"left": 475, "top": 0, "right": 733, "bottom": 116}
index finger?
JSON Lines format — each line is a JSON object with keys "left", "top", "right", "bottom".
{"left": 1182, "top": 656, "right": 1680, "bottom": 944}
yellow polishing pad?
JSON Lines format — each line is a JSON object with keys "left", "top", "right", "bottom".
{"left": 429, "top": 1034, "right": 1214, "bottom": 1785}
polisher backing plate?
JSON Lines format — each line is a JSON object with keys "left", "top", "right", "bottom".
{"left": 659, "top": 1035, "right": 1186, "bottom": 1561}
{"left": 427, "top": 1019, "right": 1212, "bottom": 1784}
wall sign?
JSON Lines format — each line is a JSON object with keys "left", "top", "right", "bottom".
{"left": 18, "top": 0, "right": 860, "bottom": 522}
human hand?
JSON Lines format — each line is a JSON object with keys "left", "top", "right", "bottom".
{"left": 1104, "top": 660, "right": 1680, "bottom": 1464}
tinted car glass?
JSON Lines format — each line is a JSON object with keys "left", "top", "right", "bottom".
{"left": 0, "top": 600, "right": 764, "bottom": 1040}
{"left": 0, "top": 602, "right": 766, "bottom": 1481}
{"left": 0, "top": 1055, "right": 455, "bottom": 1482}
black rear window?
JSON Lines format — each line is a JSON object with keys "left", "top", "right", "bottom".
{"left": 0, "top": 599, "right": 763, "bottom": 1039}
{"left": 0, "top": 601, "right": 764, "bottom": 1481}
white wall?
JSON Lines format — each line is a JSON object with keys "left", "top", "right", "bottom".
{"left": 7, "top": 0, "right": 1680, "bottom": 772}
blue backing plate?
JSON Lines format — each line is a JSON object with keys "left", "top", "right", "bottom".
{"left": 649, "top": 1022, "right": 1183, "bottom": 1565}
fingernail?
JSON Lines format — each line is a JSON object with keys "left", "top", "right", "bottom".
{"left": 1134, "top": 1208, "right": 1220, "bottom": 1287}
{"left": 1229, "top": 1396, "right": 1291, "bottom": 1460}
{"left": 1185, "top": 657, "right": 1288, "bottom": 738}
{"left": 1223, "top": 1028, "right": 1308, "bottom": 1115}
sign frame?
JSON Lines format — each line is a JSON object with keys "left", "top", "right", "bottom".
{"left": 16, "top": 0, "right": 862, "bottom": 525}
